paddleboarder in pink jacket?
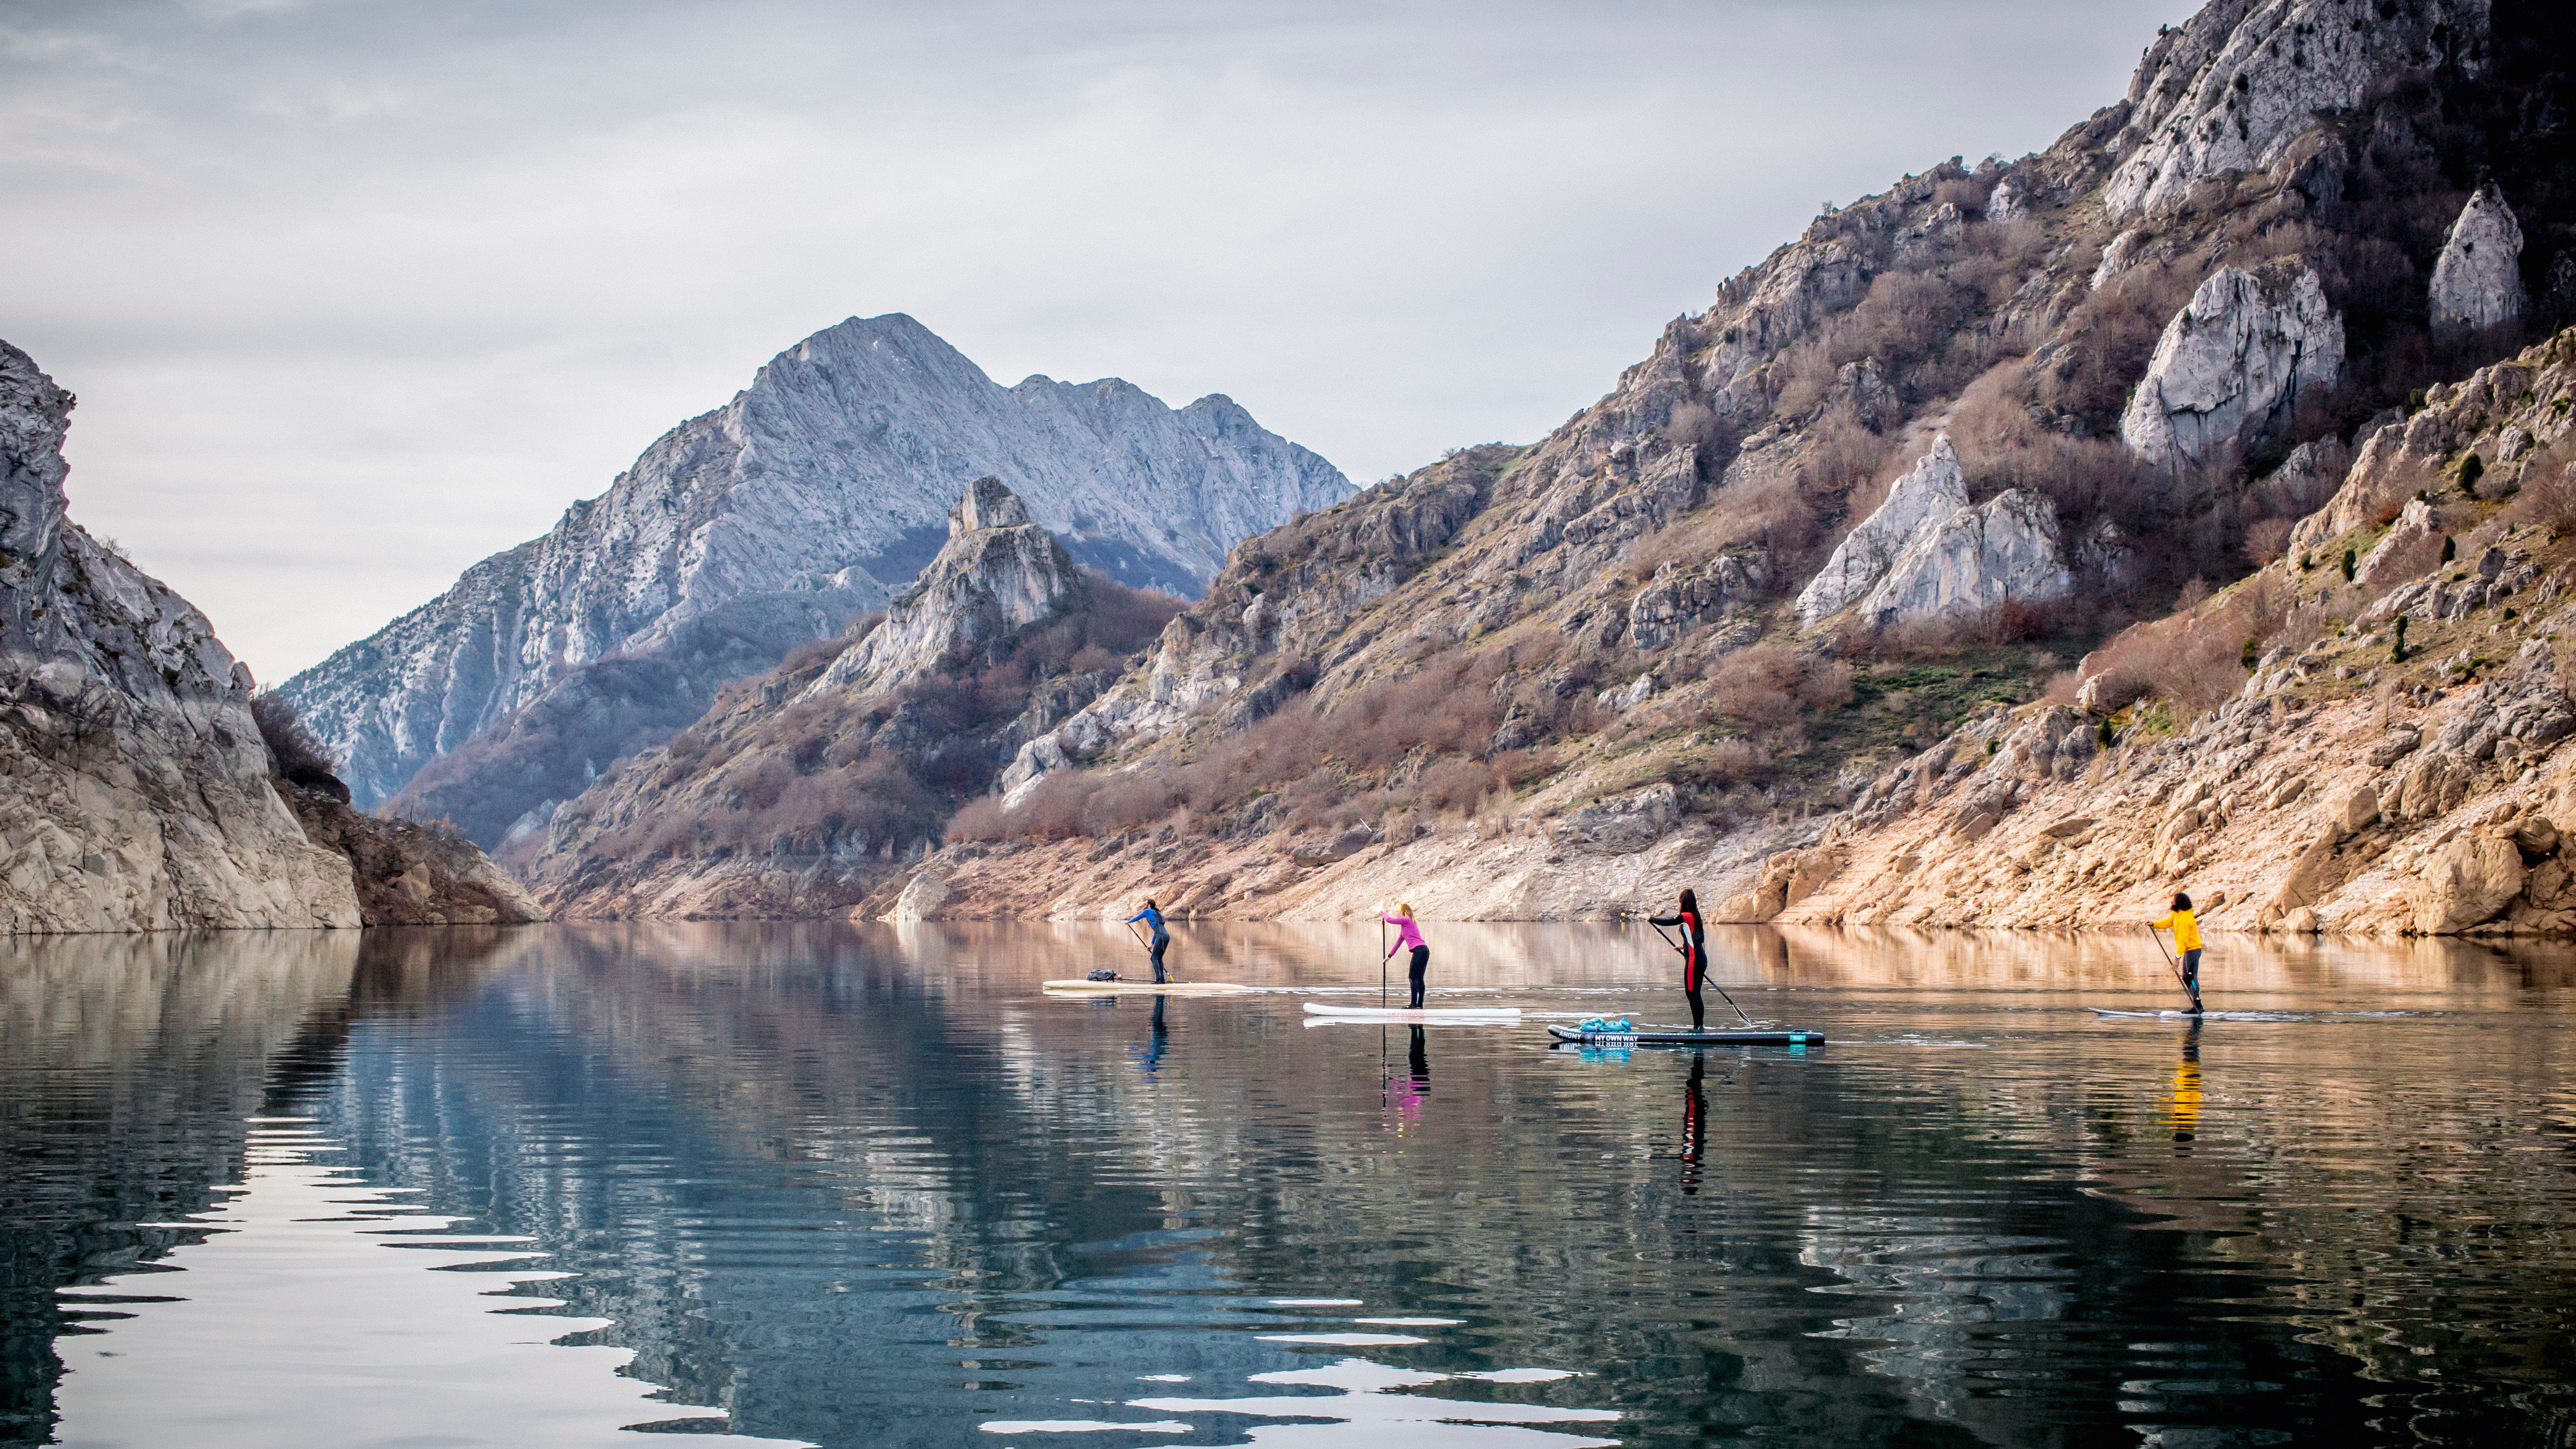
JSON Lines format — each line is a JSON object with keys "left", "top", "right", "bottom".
{"left": 1382, "top": 905, "right": 1430, "bottom": 1009}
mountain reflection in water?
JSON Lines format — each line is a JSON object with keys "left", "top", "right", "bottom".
{"left": 3, "top": 921, "right": 2571, "bottom": 1447}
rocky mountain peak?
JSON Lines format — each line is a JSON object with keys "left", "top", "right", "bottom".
{"left": 277, "top": 313, "right": 1346, "bottom": 838}
{"left": 804, "top": 478, "right": 1078, "bottom": 701}
{"left": 949, "top": 475, "right": 1032, "bottom": 535}
{"left": 2105, "top": 0, "right": 2493, "bottom": 217}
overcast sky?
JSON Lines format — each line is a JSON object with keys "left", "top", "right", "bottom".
{"left": 1, "top": 0, "right": 2194, "bottom": 682}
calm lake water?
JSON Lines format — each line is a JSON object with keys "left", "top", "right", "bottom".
{"left": 4, "top": 921, "right": 2573, "bottom": 1448}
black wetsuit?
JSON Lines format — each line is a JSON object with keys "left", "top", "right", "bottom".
{"left": 1650, "top": 908, "right": 1707, "bottom": 1031}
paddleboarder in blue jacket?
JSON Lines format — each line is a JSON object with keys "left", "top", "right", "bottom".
{"left": 1126, "top": 900, "right": 1171, "bottom": 983}
{"left": 1649, "top": 890, "right": 1708, "bottom": 1031}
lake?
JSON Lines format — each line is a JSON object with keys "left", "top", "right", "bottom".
{"left": 4, "top": 921, "right": 2572, "bottom": 1447}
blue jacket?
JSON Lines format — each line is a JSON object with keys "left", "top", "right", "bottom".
{"left": 1126, "top": 907, "right": 1167, "bottom": 944}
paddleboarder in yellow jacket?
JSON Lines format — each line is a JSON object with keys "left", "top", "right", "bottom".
{"left": 2150, "top": 892, "right": 2204, "bottom": 1014}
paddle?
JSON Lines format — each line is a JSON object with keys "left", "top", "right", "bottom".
{"left": 1379, "top": 913, "right": 1389, "bottom": 1009}
{"left": 1646, "top": 915, "right": 1754, "bottom": 1029}
{"left": 2144, "top": 921, "right": 2190, "bottom": 1007}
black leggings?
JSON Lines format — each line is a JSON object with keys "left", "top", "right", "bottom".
{"left": 1684, "top": 951, "right": 1705, "bottom": 1030}
{"left": 2181, "top": 947, "right": 2201, "bottom": 1006}
{"left": 1150, "top": 938, "right": 1168, "bottom": 984}
{"left": 1407, "top": 945, "right": 1429, "bottom": 1008}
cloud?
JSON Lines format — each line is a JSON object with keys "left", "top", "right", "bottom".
{"left": 0, "top": 0, "right": 2201, "bottom": 679}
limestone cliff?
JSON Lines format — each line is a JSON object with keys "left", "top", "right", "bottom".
{"left": 276, "top": 313, "right": 1348, "bottom": 836}
{"left": 0, "top": 340, "right": 360, "bottom": 932}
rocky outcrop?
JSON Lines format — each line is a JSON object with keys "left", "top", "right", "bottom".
{"left": 2120, "top": 262, "right": 2345, "bottom": 469}
{"left": 0, "top": 339, "right": 362, "bottom": 932}
{"left": 2411, "top": 831, "right": 2524, "bottom": 934}
{"left": 1797, "top": 436, "right": 1971, "bottom": 625}
{"left": 2429, "top": 183, "right": 2527, "bottom": 333}
{"left": 1796, "top": 435, "right": 2071, "bottom": 629}
{"left": 801, "top": 478, "right": 1078, "bottom": 699}
{"left": 1854, "top": 490, "right": 2072, "bottom": 627}
{"left": 276, "top": 313, "right": 1347, "bottom": 815}
{"left": 2294, "top": 344, "right": 2573, "bottom": 551}
{"left": 2100, "top": 0, "right": 2493, "bottom": 217}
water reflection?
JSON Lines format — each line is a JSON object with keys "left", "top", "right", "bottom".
{"left": 1, "top": 921, "right": 2570, "bottom": 1447}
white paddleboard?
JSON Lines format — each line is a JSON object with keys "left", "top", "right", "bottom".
{"left": 2087, "top": 1008, "right": 2295, "bottom": 1021}
{"left": 1044, "top": 980, "right": 1251, "bottom": 995}
{"left": 1302, "top": 1004, "right": 1520, "bottom": 1021}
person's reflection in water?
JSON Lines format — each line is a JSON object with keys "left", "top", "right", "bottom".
{"left": 1129, "top": 995, "right": 1169, "bottom": 1079}
{"left": 1680, "top": 1053, "right": 1709, "bottom": 1195}
{"left": 1384, "top": 1027, "right": 1428, "bottom": 1134}
{"left": 2164, "top": 1020, "right": 2204, "bottom": 1145}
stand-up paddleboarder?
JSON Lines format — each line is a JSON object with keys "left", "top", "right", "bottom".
{"left": 2149, "top": 891, "right": 2204, "bottom": 1014}
{"left": 1382, "top": 904, "right": 1430, "bottom": 1009}
{"left": 1126, "top": 899, "right": 1171, "bottom": 984}
{"left": 1649, "top": 890, "right": 1709, "bottom": 1032}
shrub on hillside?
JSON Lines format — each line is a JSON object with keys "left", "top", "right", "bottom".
{"left": 251, "top": 694, "right": 337, "bottom": 782}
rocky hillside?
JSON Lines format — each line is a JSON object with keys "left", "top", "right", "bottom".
{"left": 276, "top": 313, "right": 1349, "bottom": 835}
{"left": 0, "top": 339, "right": 537, "bottom": 933}
{"left": 522, "top": 480, "right": 1181, "bottom": 919}
{"left": 1777, "top": 328, "right": 2576, "bottom": 936}
{"left": 887, "top": 0, "right": 2576, "bottom": 929}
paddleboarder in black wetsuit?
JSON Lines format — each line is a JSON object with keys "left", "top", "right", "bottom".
{"left": 1649, "top": 890, "right": 1709, "bottom": 1032}
{"left": 1126, "top": 899, "right": 1170, "bottom": 983}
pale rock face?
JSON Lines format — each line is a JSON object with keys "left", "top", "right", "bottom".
{"left": 0, "top": 339, "right": 360, "bottom": 932}
{"left": 2102, "top": 0, "right": 2492, "bottom": 217}
{"left": 1794, "top": 434, "right": 2072, "bottom": 630}
{"left": 278, "top": 313, "right": 1347, "bottom": 807}
{"left": 2354, "top": 497, "right": 2439, "bottom": 591}
{"left": 1796, "top": 435, "right": 1971, "bottom": 626}
{"left": 2412, "top": 832, "right": 2524, "bottom": 934}
{"left": 2429, "top": 184, "right": 2527, "bottom": 332}
{"left": 1984, "top": 178, "right": 2028, "bottom": 223}
{"left": 803, "top": 479, "right": 1078, "bottom": 700}
{"left": 2090, "top": 230, "right": 2143, "bottom": 290}
{"left": 1626, "top": 552, "right": 1767, "bottom": 650}
{"left": 2120, "top": 263, "right": 2345, "bottom": 469}
{"left": 1855, "top": 490, "right": 2074, "bottom": 628}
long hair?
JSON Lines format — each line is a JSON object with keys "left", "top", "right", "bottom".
{"left": 1397, "top": 902, "right": 1414, "bottom": 918}
{"left": 1678, "top": 888, "right": 1698, "bottom": 916}
{"left": 2172, "top": 891, "right": 2192, "bottom": 911}
{"left": 1143, "top": 898, "right": 1157, "bottom": 911}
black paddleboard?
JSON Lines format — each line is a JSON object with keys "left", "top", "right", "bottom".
{"left": 1547, "top": 1024, "right": 1822, "bottom": 1047}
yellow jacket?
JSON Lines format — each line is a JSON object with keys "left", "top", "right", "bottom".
{"left": 2152, "top": 909, "right": 2201, "bottom": 952}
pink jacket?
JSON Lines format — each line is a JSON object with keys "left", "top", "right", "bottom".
{"left": 1382, "top": 913, "right": 1425, "bottom": 955}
